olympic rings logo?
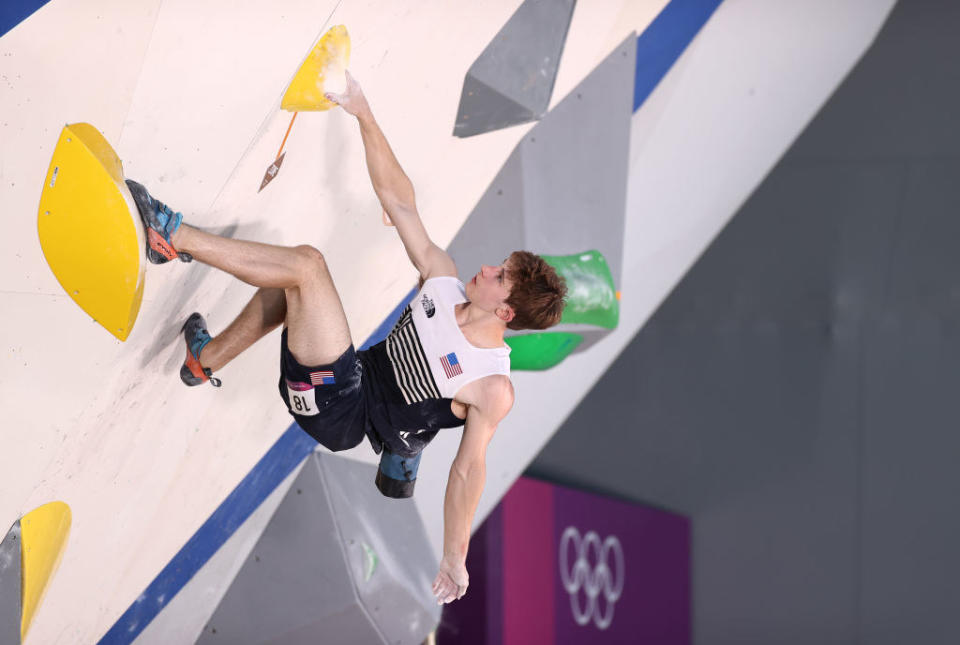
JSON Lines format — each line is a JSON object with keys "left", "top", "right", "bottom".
{"left": 558, "top": 526, "right": 625, "bottom": 630}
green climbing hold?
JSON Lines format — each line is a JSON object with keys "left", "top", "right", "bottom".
{"left": 542, "top": 250, "right": 619, "bottom": 329}
{"left": 506, "top": 332, "right": 583, "bottom": 371}
{"left": 506, "top": 250, "right": 618, "bottom": 371}
{"left": 361, "top": 542, "right": 378, "bottom": 582}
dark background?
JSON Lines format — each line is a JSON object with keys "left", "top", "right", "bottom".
{"left": 528, "top": 1, "right": 960, "bottom": 643}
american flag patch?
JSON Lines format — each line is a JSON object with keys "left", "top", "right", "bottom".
{"left": 309, "top": 370, "right": 335, "bottom": 385}
{"left": 440, "top": 352, "right": 463, "bottom": 379}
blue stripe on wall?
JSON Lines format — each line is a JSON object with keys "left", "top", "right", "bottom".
{"left": 634, "top": 0, "right": 725, "bottom": 112}
{"left": 0, "top": 0, "right": 50, "bottom": 39}
{"left": 99, "top": 288, "right": 417, "bottom": 644}
{"left": 359, "top": 286, "right": 417, "bottom": 350}
{"left": 99, "top": 0, "right": 726, "bottom": 639}
{"left": 98, "top": 427, "right": 317, "bottom": 644}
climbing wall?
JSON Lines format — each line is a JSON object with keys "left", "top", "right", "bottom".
{"left": 0, "top": 1, "right": 895, "bottom": 642}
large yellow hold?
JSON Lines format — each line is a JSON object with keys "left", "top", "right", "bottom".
{"left": 281, "top": 25, "right": 350, "bottom": 111}
{"left": 37, "top": 124, "right": 145, "bottom": 341}
{"left": 20, "top": 502, "right": 72, "bottom": 641}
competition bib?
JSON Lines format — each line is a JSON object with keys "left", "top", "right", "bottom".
{"left": 286, "top": 380, "right": 319, "bottom": 416}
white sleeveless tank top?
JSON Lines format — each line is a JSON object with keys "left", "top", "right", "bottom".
{"left": 385, "top": 277, "right": 511, "bottom": 404}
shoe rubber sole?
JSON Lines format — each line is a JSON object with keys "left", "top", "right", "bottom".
{"left": 180, "top": 313, "right": 221, "bottom": 387}
{"left": 126, "top": 179, "right": 193, "bottom": 265}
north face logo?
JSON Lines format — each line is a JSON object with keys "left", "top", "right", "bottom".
{"left": 421, "top": 294, "right": 436, "bottom": 318}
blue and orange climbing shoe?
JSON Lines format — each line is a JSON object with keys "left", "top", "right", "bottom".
{"left": 125, "top": 179, "right": 193, "bottom": 264}
{"left": 180, "top": 313, "right": 221, "bottom": 387}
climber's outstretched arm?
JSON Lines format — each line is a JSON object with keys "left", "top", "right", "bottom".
{"left": 326, "top": 71, "right": 456, "bottom": 282}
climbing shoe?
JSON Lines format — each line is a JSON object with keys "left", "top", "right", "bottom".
{"left": 125, "top": 179, "right": 193, "bottom": 264}
{"left": 180, "top": 312, "right": 221, "bottom": 387}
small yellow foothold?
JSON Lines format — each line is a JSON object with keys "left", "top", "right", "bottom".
{"left": 616, "top": 291, "right": 622, "bottom": 301}
{"left": 281, "top": 25, "right": 351, "bottom": 112}
{"left": 20, "top": 502, "right": 72, "bottom": 641}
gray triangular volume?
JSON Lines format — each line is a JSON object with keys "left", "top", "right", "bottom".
{"left": 0, "top": 521, "right": 22, "bottom": 645}
{"left": 198, "top": 453, "right": 439, "bottom": 645}
{"left": 454, "top": 74, "right": 539, "bottom": 138}
{"left": 454, "top": 0, "right": 576, "bottom": 137}
{"left": 448, "top": 34, "right": 635, "bottom": 360}
{"left": 519, "top": 33, "right": 636, "bottom": 293}
{"left": 453, "top": 34, "right": 635, "bottom": 292}
{"left": 446, "top": 146, "right": 525, "bottom": 278}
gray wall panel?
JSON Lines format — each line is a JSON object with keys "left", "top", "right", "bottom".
{"left": 859, "top": 162, "right": 960, "bottom": 645}
{"left": 448, "top": 147, "right": 526, "bottom": 279}
{"left": 198, "top": 458, "right": 378, "bottom": 645}
{"left": 455, "top": 75, "right": 537, "bottom": 139}
{"left": 321, "top": 453, "right": 441, "bottom": 642}
{"left": 0, "top": 522, "right": 21, "bottom": 645}
{"left": 520, "top": 34, "right": 634, "bottom": 290}
{"left": 454, "top": 0, "right": 576, "bottom": 136}
{"left": 197, "top": 453, "right": 439, "bottom": 645}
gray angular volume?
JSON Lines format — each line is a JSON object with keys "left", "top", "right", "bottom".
{"left": 449, "top": 34, "right": 636, "bottom": 353}
{"left": 454, "top": 0, "right": 576, "bottom": 137}
{"left": 519, "top": 33, "right": 635, "bottom": 293}
{"left": 197, "top": 452, "right": 440, "bottom": 645}
{"left": 0, "top": 521, "right": 22, "bottom": 645}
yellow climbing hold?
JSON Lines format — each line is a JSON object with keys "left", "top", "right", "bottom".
{"left": 20, "top": 502, "right": 72, "bottom": 641}
{"left": 281, "top": 25, "right": 350, "bottom": 111}
{"left": 37, "top": 123, "right": 145, "bottom": 341}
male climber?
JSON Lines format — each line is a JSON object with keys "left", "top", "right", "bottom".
{"left": 127, "top": 70, "right": 566, "bottom": 605}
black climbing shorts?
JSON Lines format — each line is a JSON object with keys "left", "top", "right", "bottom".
{"left": 277, "top": 328, "right": 366, "bottom": 452}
